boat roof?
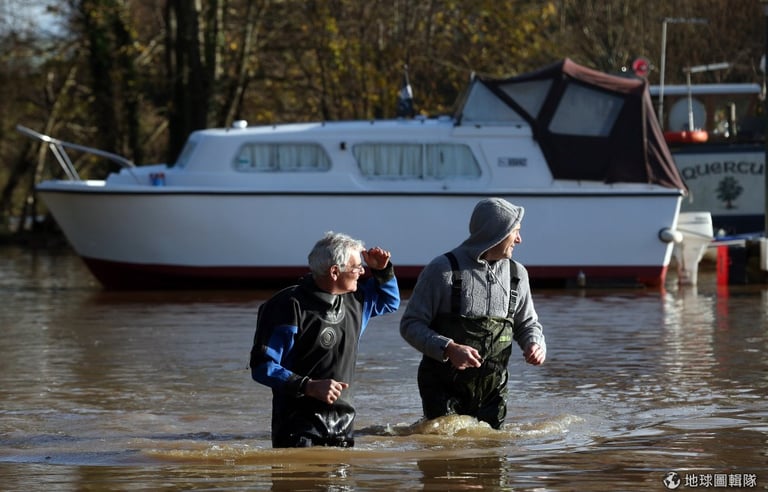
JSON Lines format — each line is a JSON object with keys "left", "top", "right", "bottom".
{"left": 186, "top": 59, "right": 686, "bottom": 192}
{"left": 650, "top": 83, "right": 761, "bottom": 96}
{"left": 196, "top": 116, "right": 457, "bottom": 137}
{"left": 456, "top": 58, "right": 687, "bottom": 191}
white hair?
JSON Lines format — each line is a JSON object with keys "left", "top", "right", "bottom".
{"left": 308, "top": 231, "right": 365, "bottom": 277}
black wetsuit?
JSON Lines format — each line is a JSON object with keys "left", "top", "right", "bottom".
{"left": 250, "top": 265, "right": 399, "bottom": 447}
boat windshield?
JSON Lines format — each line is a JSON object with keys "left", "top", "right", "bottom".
{"left": 549, "top": 83, "right": 623, "bottom": 137}
{"left": 174, "top": 140, "right": 198, "bottom": 169}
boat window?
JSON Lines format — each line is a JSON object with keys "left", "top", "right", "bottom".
{"left": 353, "top": 143, "right": 422, "bottom": 177}
{"left": 353, "top": 143, "right": 480, "bottom": 179}
{"left": 233, "top": 143, "right": 331, "bottom": 172}
{"left": 499, "top": 79, "right": 552, "bottom": 119}
{"left": 424, "top": 144, "right": 481, "bottom": 178}
{"left": 549, "top": 82, "right": 623, "bottom": 137}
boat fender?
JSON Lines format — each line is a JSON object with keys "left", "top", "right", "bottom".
{"left": 658, "top": 228, "right": 684, "bottom": 244}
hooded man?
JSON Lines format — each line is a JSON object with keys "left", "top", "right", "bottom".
{"left": 400, "top": 197, "right": 546, "bottom": 429}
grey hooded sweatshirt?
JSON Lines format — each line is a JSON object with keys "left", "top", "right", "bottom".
{"left": 400, "top": 197, "right": 546, "bottom": 362}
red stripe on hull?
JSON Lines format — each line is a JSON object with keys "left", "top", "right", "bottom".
{"left": 82, "top": 256, "right": 666, "bottom": 290}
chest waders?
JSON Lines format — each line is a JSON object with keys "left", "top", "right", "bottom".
{"left": 417, "top": 253, "right": 519, "bottom": 429}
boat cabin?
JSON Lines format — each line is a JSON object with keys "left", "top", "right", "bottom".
{"left": 146, "top": 59, "right": 686, "bottom": 195}
{"left": 650, "top": 83, "right": 764, "bottom": 144}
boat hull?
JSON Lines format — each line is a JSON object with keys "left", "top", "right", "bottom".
{"left": 38, "top": 186, "right": 682, "bottom": 289}
{"left": 672, "top": 143, "right": 764, "bottom": 235}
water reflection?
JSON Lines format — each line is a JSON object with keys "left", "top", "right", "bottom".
{"left": 662, "top": 284, "right": 768, "bottom": 398}
{"left": 417, "top": 455, "right": 507, "bottom": 490}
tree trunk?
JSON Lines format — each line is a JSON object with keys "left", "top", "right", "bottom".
{"left": 80, "top": 0, "right": 119, "bottom": 154}
{"left": 165, "top": 0, "right": 212, "bottom": 162}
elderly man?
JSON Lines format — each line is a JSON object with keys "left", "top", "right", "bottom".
{"left": 250, "top": 231, "right": 400, "bottom": 447}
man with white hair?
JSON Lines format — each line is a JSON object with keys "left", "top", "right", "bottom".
{"left": 250, "top": 231, "right": 400, "bottom": 447}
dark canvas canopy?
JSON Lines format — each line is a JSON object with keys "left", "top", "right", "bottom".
{"left": 456, "top": 58, "right": 687, "bottom": 191}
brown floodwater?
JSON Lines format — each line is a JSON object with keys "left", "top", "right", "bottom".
{"left": 0, "top": 246, "right": 766, "bottom": 491}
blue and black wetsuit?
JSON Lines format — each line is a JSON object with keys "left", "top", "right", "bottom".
{"left": 250, "top": 264, "right": 399, "bottom": 447}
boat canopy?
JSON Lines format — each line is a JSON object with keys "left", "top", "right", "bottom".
{"left": 456, "top": 58, "right": 687, "bottom": 191}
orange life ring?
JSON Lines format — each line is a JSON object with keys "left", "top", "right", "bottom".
{"left": 663, "top": 130, "right": 709, "bottom": 144}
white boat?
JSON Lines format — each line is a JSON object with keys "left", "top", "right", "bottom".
{"left": 650, "top": 83, "right": 764, "bottom": 237}
{"left": 23, "top": 59, "right": 690, "bottom": 290}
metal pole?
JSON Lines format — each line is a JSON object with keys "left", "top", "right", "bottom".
{"left": 686, "top": 70, "right": 694, "bottom": 131}
{"left": 764, "top": 3, "right": 768, "bottom": 236}
{"left": 658, "top": 20, "right": 668, "bottom": 130}
{"left": 683, "top": 63, "right": 730, "bottom": 132}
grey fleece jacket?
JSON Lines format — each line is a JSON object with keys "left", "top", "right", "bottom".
{"left": 400, "top": 197, "right": 546, "bottom": 362}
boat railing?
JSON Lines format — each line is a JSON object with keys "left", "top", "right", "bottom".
{"left": 16, "top": 125, "right": 137, "bottom": 182}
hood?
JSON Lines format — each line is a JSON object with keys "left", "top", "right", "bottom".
{"left": 460, "top": 197, "right": 524, "bottom": 261}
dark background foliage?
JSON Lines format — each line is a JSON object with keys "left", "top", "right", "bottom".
{"left": 0, "top": 0, "right": 764, "bottom": 232}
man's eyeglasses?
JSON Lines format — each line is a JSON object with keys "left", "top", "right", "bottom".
{"left": 339, "top": 263, "right": 365, "bottom": 274}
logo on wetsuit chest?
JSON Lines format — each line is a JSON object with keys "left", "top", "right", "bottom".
{"left": 319, "top": 326, "right": 337, "bottom": 348}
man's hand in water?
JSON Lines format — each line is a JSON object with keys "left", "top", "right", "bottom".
{"left": 305, "top": 379, "right": 349, "bottom": 404}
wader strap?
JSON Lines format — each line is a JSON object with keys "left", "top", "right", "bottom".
{"left": 508, "top": 265, "right": 520, "bottom": 318}
{"left": 444, "top": 252, "right": 462, "bottom": 314}
{"left": 445, "top": 252, "right": 521, "bottom": 318}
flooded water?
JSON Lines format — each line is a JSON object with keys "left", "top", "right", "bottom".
{"left": 0, "top": 246, "right": 766, "bottom": 491}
